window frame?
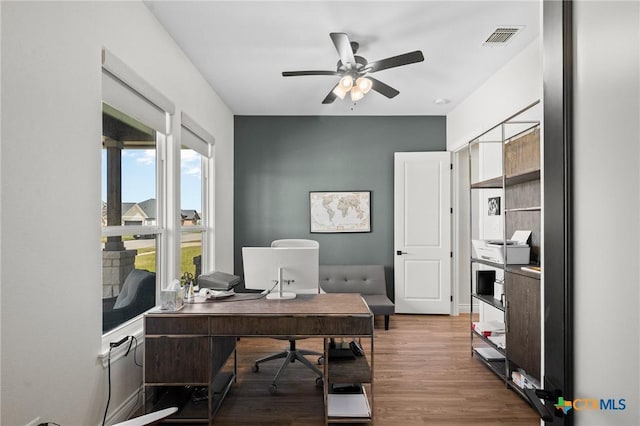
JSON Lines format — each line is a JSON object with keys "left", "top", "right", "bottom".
{"left": 100, "top": 49, "right": 175, "bottom": 349}
{"left": 179, "top": 113, "right": 215, "bottom": 277}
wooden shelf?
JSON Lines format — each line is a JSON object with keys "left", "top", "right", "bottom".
{"left": 470, "top": 257, "right": 503, "bottom": 269}
{"left": 505, "top": 206, "right": 541, "bottom": 212}
{"left": 471, "top": 169, "right": 539, "bottom": 189}
{"left": 505, "top": 265, "right": 541, "bottom": 280}
{"left": 471, "top": 176, "right": 503, "bottom": 189}
{"left": 472, "top": 354, "right": 507, "bottom": 381}
{"left": 472, "top": 293, "right": 504, "bottom": 311}
{"left": 328, "top": 355, "right": 371, "bottom": 384}
{"left": 471, "top": 330, "right": 506, "bottom": 354}
{"left": 505, "top": 169, "right": 540, "bottom": 186}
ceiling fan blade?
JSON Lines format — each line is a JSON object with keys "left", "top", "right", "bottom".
{"left": 330, "top": 32, "right": 356, "bottom": 66}
{"left": 282, "top": 70, "right": 341, "bottom": 77}
{"left": 367, "top": 77, "right": 400, "bottom": 98}
{"left": 366, "top": 50, "right": 425, "bottom": 73}
{"left": 322, "top": 88, "right": 337, "bottom": 104}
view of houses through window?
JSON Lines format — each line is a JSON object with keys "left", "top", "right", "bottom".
{"left": 101, "top": 104, "right": 208, "bottom": 332}
{"left": 180, "top": 146, "right": 205, "bottom": 284}
{"left": 101, "top": 103, "right": 161, "bottom": 333}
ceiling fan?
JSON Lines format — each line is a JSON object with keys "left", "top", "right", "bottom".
{"left": 282, "top": 32, "right": 424, "bottom": 104}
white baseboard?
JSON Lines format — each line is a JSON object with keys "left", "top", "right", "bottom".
{"left": 458, "top": 303, "right": 473, "bottom": 314}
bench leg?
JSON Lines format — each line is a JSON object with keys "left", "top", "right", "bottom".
{"left": 384, "top": 315, "right": 390, "bottom": 330}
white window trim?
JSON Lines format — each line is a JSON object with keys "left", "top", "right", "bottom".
{"left": 180, "top": 113, "right": 215, "bottom": 275}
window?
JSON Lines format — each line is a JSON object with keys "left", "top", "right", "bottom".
{"left": 101, "top": 49, "right": 174, "bottom": 335}
{"left": 180, "top": 113, "right": 215, "bottom": 284}
{"left": 101, "top": 104, "right": 164, "bottom": 333}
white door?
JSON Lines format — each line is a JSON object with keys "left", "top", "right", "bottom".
{"left": 394, "top": 152, "right": 451, "bottom": 314}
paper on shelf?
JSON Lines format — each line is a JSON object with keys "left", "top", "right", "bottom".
{"left": 475, "top": 346, "right": 505, "bottom": 361}
{"left": 472, "top": 321, "right": 505, "bottom": 336}
{"left": 488, "top": 334, "right": 506, "bottom": 349}
{"left": 327, "top": 393, "right": 371, "bottom": 418}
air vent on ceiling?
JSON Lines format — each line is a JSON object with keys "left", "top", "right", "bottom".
{"left": 484, "top": 27, "right": 522, "bottom": 45}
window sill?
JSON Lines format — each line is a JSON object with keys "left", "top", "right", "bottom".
{"left": 99, "top": 314, "right": 146, "bottom": 368}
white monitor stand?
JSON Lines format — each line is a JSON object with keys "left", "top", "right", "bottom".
{"left": 267, "top": 266, "right": 296, "bottom": 300}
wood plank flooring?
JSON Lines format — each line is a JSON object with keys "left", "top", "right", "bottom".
{"left": 213, "top": 314, "right": 539, "bottom": 425}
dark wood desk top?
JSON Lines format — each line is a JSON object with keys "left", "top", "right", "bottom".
{"left": 148, "top": 293, "right": 372, "bottom": 317}
{"left": 145, "top": 293, "right": 374, "bottom": 337}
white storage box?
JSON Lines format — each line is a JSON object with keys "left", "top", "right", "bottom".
{"left": 473, "top": 231, "right": 531, "bottom": 265}
{"left": 493, "top": 281, "right": 505, "bottom": 303}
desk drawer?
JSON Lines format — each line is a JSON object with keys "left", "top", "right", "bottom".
{"left": 209, "top": 315, "right": 373, "bottom": 336}
{"left": 145, "top": 316, "right": 208, "bottom": 335}
{"left": 145, "top": 336, "right": 210, "bottom": 384}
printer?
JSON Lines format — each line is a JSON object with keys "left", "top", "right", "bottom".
{"left": 472, "top": 230, "right": 532, "bottom": 265}
{"left": 197, "top": 271, "right": 241, "bottom": 291}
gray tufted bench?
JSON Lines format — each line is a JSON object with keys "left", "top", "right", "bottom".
{"left": 319, "top": 265, "right": 394, "bottom": 330}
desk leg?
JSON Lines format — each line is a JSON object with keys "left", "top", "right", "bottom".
{"left": 323, "top": 337, "right": 329, "bottom": 426}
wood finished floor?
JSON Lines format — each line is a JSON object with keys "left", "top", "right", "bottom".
{"left": 212, "top": 314, "right": 539, "bottom": 425}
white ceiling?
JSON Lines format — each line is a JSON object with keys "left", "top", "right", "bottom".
{"left": 145, "top": 1, "right": 540, "bottom": 116}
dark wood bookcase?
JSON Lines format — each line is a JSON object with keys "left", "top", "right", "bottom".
{"left": 469, "top": 102, "right": 542, "bottom": 404}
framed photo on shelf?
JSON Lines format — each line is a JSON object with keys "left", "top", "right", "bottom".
{"left": 309, "top": 191, "right": 371, "bottom": 233}
{"left": 488, "top": 196, "right": 501, "bottom": 216}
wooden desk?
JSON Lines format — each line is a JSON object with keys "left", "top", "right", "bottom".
{"left": 144, "top": 293, "right": 374, "bottom": 425}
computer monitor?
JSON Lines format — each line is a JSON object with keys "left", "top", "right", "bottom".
{"left": 242, "top": 246, "right": 319, "bottom": 300}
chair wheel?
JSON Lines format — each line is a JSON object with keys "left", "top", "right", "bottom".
{"left": 252, "top": 364, "right": 259, "bottom": 372}
{"left": 317, "top": 356, "right": 324, "bottom": 365}
{"left": 315, "top": 377, "right": 324, "bottom": 387}
{"left": 268, "top": 384, "right": 278, "bottom": 394}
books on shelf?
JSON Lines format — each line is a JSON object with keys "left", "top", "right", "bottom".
{"left": 472, "top": 321, "right": 505, "bottom": 336}
{"left": 520, "top": 265, "right": 541, "bottom": 274}
{"left": 511, "top": 369, "right": 541, "bottom": 390}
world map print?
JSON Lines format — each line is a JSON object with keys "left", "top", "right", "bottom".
{"left": 310, "top": 191, "right": 371, "bottom": 233}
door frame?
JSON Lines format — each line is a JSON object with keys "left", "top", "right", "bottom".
{"left": 542, "top": 0, "right": 574, "bottom": 423}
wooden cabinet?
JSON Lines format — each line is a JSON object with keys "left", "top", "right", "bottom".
{"left": 469, "top": 102, "right": 542, "bottom": 403}
{"left": 143, "top": 316, "right": 236, "bottom": 424}
{"left": 505, "top": 271, "right": 540, "bottom": 380}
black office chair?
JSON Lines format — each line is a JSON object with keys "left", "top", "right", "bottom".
{"left": 251, "top": 239, "right": 323, "bottom": 394}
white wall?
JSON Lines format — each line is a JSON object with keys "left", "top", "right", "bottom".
{"left": 447, "top": 39, "right": 542, "bottom": 152}
{"left": 574, "top": 1, "right": 640, "bottom": 424}
{"left": 448, "top": 29, "right": 542, "bottom": 314}
{"left": 1, "top": 2, "right": 233, "bottom": 425}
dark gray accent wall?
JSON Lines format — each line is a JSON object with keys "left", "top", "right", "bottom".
{"left": 234, "top": 115, "right": 446, "bottom": 297}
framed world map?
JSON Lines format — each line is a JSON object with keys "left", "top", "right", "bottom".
{"left": 309, "top": 191, "right": 371, "bottom": 233}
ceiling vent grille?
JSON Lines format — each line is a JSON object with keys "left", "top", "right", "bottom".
{"left": 484, "top": 27, "right": 522, "bottom": 45}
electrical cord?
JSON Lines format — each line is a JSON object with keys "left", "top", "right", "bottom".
{"left": 125, "top": 335, "right": 144, "bottom": 420}
{"left": 103, "top": 336, "right": 136, "bottom": 426}
{"left": 102, "top": 345, "right": 114, "bottom": 426}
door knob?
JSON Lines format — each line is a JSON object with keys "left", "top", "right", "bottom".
{"left": 396, "top": 250, "right": 407, "bottom": 255}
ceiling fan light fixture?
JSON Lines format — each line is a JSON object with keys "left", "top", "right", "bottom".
{"left": 356, "top": 77, "right": 372, "bottom": 94}
{"left": 332, "top": 84, "right": 348, "bottom": 100}
{"left": 350, "top": 85, "right": 365, "bottom": 101}
{"left": 339, "top": 75, "right": 353, "bottom": 90}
